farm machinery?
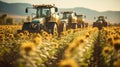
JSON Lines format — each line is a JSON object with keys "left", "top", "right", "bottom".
{"left": 93, "top": 16, "right": 108, "bottom": 30}
{"left": 76, "top": 14, "right": 88, "bottom": 28}
{"left": 18, "top": 4, "right": 64, "bottom": 35}
{"left": 60, "top": 11, "right": 78, "bottom": 30}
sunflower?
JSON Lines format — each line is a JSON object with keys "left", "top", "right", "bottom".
{"left": 67, "top": 29, "right": 74, "bottom": 34}
{"left": 60, "top": 31, "right": 67, "bottom": 36}
{"left": 23, "top": 30, "right": 29, "bottom": 36}
{"left": 113, "top": 34, "right": 120, "bottom": 40}
{"left": 33, "top": 33, "right": 42, "bottom": 38}
{"left": 59, "top": 58, "right": 79, "bottom": 67}
{"left": 33, "top": 37, "right": 42, "bottom": 46}
{"left": 8, "top": 33, "right": 15, "bottom": 40}
{"left": 65, "top": 36, "right": 85, "bottom": 58}
{"left": 41, "top": 31, "right": 50, "bottom": 39}
{"left": 102, "top": 46, "right": 111, "bottom": 56}
{"left": 113, "top": 39, "right": 120, "bottom": 51}
{"left": 113, "top": 59, "right": 120, "bottom": 67}
{"left": 17, "top": 32, "right": 24, "bottom": 39}
{"left": 71, "top": 36, "right": 85, "bottom": 48}
{"left": 64, "top": 45, "right": 77, "bottom": 58}
{"left": 20, "top": 41, "right": 35, "bottom": 55}
{"left": 0, "top": 33, "right": 4, "bottom": 39}
{"left": 51, "top": 42, "right": 59, "bottom": 48}
{"left": 85, "top": 33, "right": 90, "bottom": 38}
{"left": 49, "top": 33, "right": 53, "bottom": 39}
{"left": 106, "top": 35, "right": 114, "bottom": 46}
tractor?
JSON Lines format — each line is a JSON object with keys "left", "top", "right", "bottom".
{"left": 60, "top": 11, "right": 78, "bottom": 30}
{"left": 18, "top": 4, "right": 64, "bottom": 35}
{"left": 93, "top": 16, "right": 107, "bottom": 30}
{"left": 77, "top": 14, "right": 88, "bottom": 28}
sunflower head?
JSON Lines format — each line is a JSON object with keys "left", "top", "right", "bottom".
{"left": 42, "top": 31, "right": 50, "bottom": 39}
{"left": 33, "top": 37, "right": 42, "bottom": 46}
{"left": 23, "top": 30, "right": 29, "bottom": 36}
{"left": 8, "top": 33, "right": 15, "bottom": 39}
{"left": 102, "top": 46, "right": 111, "bottom": 56}
{"left": 17, "top": 33, "right": 24, "bottom": 39}
{"left": 0, "top": 33, "right": 4, "bottom": 39}
{"left": 49, "top": 33, "right": 53, "bottom": 39}
{"left": 85, "top": 33, "right": 90, "bottom": 38}
{"left": 107, "top": 35, "right": 114, "bottom": 46}
{"left": 72, "top": 36, "right": 85, "bottom": 47}
{"left": 113, "top": 59, "right": 120, "bottom": 67}
{"left": 113, "top": 39, "right": 120, "bottom": 51}
{"left": 113, "top": 34, "right": 120, "bottom": 40}
{"left": 60, "top": 32, "right": 67, "bottom": 36}
{"left": 59, "top": 58, "right": 79, "bottom": 67}
{"left": 52, "top": 42, "right": 59, "bottom": 48}
{"left": 20, "top": 41, "right": 35, "bottom": 55}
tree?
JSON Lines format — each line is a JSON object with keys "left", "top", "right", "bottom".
{"left": 1, "top": 14, "right": 8, "bottom": 24}
{"left": 6, "top": 17, "right": 14, "bottom": 25}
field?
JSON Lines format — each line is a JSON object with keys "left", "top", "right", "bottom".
{"left": 0, "top": 25, "right": 120, "bottom": 67}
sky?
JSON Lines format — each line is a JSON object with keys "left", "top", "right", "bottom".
{"left": 0, "top": 0, "right": 120, "bottom": 11}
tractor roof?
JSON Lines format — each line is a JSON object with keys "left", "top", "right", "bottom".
{"left": 77, "top": 14, "right": 84, "bottom": 16}
{"left": 33, "top": 4, "right": 56, "bottom": 8}
{"left": 98, "top": 16, "right": 105, "bottom": 18}
{"left": 61, "top": 11, "right": 73, "bottom": 14}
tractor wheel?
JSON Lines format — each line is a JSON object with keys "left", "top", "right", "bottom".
{"left": 62, "top": 23, "right": 67, "bottom": 32}
{"left": 72, "top": 23, "right": 78, "bottom": 29}
{"left": 75, "top": 23, "right": 78, "bottom": 29}
{"left": 82, "top": 23, "right": 84, "bottom": 28}
{"left": 53, "top": 23, "right": 58, "bottom": 37}
{"left": 78, "top": 23, "right": 81, "bottom": 28}
{"left": 103, "top": 22, "right": 107, "bottom": 27}
{"left": 93, "top": 22, "right": 96, "bottom": 27}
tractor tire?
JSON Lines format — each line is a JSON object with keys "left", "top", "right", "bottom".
{"left": 48, "top": 23, "right": 58, "bottom": 37}
{"left": 78, "top": 23, "right": 82, "bottom": 28}
{"left": 72, "top": 23, "right": 78, "bottom": 29}
{"left": 93, "top": 22, "right": 96, "bottom": 27}
{"left": 53, "top": 23, "right": 58, "bottom": 37}
{"left": 75, "top": 23, "right": 78, "bottom": 29}
{"left": 82, "top": 23, "right": 84, "bottom": 28}
{"left": 103, "top": 22, "right": 107, "bottom": 27}
{"left": 62, "top": 23, "right": 67, "bottom": 32}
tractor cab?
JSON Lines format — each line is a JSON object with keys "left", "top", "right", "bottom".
{"left": 96, "top": 16, "right": 106, "bottom": 22}
{"left": 77, "top": 14, "right": 86, "bottom": 22}
{"left": 26, "top": 4, "right": 58, "bottom": 21}
{"left": 61, "top": 11, "right": 77, "bottom": 20}
{"left": 18, "top": 4, "right": 63, "bottom": 35}
{"left": 77, "top": 14, "right": 87, "bottom": 28}
{"left": 60, "top": 11, "right": 78, "bottom": 29}
{"left": 61, "top": 11, "right": 74, "bottom": 19}
{"left": 93, "top": 16, "right": 108, "bottom": 30}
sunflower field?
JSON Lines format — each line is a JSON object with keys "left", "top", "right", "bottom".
{"left": 0, "top": 25, "right": 120, "bottom": 67}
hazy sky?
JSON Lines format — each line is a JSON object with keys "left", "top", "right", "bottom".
{"left": 0, "top": 0, "right": 120, "bottom": 11}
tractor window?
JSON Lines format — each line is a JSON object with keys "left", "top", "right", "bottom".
{"left": 98, "top": 17, "right": 103, "bottom": 21}
{"left": 78, "top": 16, "right": 82, "bottom": 18}
{"left": 63, "top": 13, "right": 71, "bottom": 19}
{"left": 37, "top": 8, "right": 50, "bottom": 17}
